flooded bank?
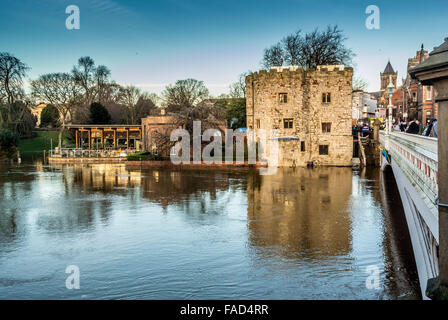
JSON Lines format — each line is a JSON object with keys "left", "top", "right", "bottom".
{"left": 0, "top": 162, "right": 419, "bottom": 299}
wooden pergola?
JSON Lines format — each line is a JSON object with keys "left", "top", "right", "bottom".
{"left": 66, "top": 125, "right": 143, "bottom": 150}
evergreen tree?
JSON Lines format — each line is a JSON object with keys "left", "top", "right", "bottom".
{"left": 40, "top": 104, "right": 60, "bottom": 128}
{"left": 89, "top": 102, "right": 111, "bottom": 124}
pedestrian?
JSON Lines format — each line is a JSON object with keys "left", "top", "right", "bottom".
{"left": 406, "top": 118, "right": 420, "bottom": 134}
{"left": 400, "top": 120, "right": 407, "bottom": 132}
{"left": 423, "top": 119, "right": 432, "bottom": 136}
{"left": 361, "top": 123, "right": 370, "bottom": 137}
{"left": 416, "top": 120, "right": 424, "bottom": 135}
{"left": 430, "top": 118, "right": 438, "bottom": 138}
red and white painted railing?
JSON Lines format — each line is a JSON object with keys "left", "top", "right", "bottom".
{"left": 380, "top": 131, "right": 438, "bottom": 204}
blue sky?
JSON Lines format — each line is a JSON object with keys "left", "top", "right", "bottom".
{"left": 0, "top": 0, "right": 447, "bottom": 95}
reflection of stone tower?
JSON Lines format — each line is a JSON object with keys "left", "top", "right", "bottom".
{"left": 380, "top": 61, "right": 397, "bottom": 91}
{"left": 246, "top": 168, "right": 353, "bottom": 257}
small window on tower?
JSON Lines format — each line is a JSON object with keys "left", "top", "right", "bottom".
{"left": 283, "top": 118, "right": 293, "bottom": 129}
{"left": 322, "top": 122, "right": 331, "bottom": 133}
{"left": 279, "top": 93, "right": 288, "bottom": 104}
{"left": 319, "top": 145, "right": 329, "bottom": 155}
{"left": 256, "top": 119, "right": 260, "bottom": 129}
{"left": 322, "top": 93, "right": 331, "bottom": 103}
{"left": 301, "top": 141, "right": 305, "bottom": 152}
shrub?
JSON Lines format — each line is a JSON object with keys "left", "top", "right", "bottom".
{"left": 225, "top": 98, "right": 246, "bottom": 130}
{"left": 126, "top": 151, "right": 170, "bottom": 161}
{"left": 0, "top": 129, "right": 19, "bottom": 149}
{"left": 40, "top": 104, "right": 60, "bottom": 128}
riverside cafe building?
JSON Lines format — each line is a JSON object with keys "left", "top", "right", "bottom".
{"left": 66, "top": 124, "right": 142, "bottom": 155}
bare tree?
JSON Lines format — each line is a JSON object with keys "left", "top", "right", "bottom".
{"left": 118, "top": 85, "right": 142, "bottom": 124}
{"left": 352, "top": 76, "right": 368, "bottom": 91}
{"left": 94, "top": 65, "right": 111, "bottom": 104}
{"left": 261, "top": 25, "right": 353, "bottom": 70}
{"left": 300, "top": 26, "right": 353, "bottom": 69}
{"left": 262, "top": 43, "right": 284, "bottom": 69}
{"left": 71, "top": 57, "right": 117, "bottom": 123}
{"left": 0, "top": 101, "right": 36, "bottom": 137}
{"left": 99, "top": 81, "right": 125, "bottom": 123}
{"left": 229, "top": 72, "right": 250, "bottom": 99}
{"left": 101, "top": 81, "right": 122, "bottom": 105}
{"left": 0, "top": 53, "right": 34, "bottom": 137}
{"left": 162, "top": 78, "right": 209, "bottom": 110}
{"left": 283, "top": 31, "right": 302, "bottom": 66}
{"left": 0, "top": 52, "right": 29, "bottom": 104}
{"left": 31, "top": 73, "right": 82, "bottom": 147}
{"left": 72, "top": 56, "right": 96, "bottom": 107}
{"left": 141, "top": 92, "right": 160, "bottom": 107}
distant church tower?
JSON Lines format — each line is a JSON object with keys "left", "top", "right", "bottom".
{"left": 380, "top": 61, "right": 397, "bottom": 91}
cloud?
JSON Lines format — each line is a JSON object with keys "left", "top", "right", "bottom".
{"left": 86, "top": 0, "right": 136, "bottom": 18}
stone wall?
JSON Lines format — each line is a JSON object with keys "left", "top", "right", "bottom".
{"left": 141, "top": 115, "right": 228, "bottom": 157}
{"left": 141, "top": 115, "right": 178, "bottom": 155}
{"left": 246, "top": 65, "right": 353, "bottom": 167}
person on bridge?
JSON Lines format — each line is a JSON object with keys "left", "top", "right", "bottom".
{"left": 399, "top": 120, "right": 407, "bottom": 132}
{"left": 430, "top": 118, "right": 438, "bottom": 138}
{"left": 406, "top": 119, "right": 420, "bottom": 134}
{"left": 423, "top": 119, "right": 433, "bottom": 136}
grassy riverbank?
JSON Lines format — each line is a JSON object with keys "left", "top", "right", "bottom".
{"left": 19, "top": 131, "right": 72, "bottom": 154}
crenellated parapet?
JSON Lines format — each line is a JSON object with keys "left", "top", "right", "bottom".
{"left": 246, "top": 65, "right": 353, "bottom": 85}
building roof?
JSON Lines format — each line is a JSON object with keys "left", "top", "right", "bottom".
{"left": 29, "top": 103, "right": 46, "bottom": 110}
{"left": 431, "top": 38, "right": 448, "bottom": 55}
{"left": 369, "top": 91, "right": 382, "bottom": 100}
{"left": 198, "top": 98, "right": 243, "bottom": 108}
{"left": 383, "top": 61, "right": 395, "bottom": 74}
{"left": 410, "top": 38, "right": 448, "bottom": 77}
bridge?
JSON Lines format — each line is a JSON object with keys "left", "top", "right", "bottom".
{"left": 379, "top": 131, "right": 439, "bottom": 299}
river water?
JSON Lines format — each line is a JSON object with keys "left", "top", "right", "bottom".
{"left": 0, "top": 160, "right": 420, "bottom": 299}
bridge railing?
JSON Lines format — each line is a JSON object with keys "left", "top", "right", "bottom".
{"left": 380, "top": 131, "right": 438, "bottom": 204}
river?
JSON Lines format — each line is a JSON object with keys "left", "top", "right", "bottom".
{"left": 0, "top": 160, "right": 420, "bottom": 299}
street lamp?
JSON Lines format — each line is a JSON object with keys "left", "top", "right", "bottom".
{"left": 386, "top": 75, "right": 395, "bottom": 134}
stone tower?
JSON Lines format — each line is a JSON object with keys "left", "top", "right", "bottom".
{"left": 246, "top": 65, "right": 353, "bottom": 167}
{"left": 380, "top": 61, "right": 397, "bottom": 91}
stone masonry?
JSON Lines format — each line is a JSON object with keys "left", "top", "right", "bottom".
{"left": 246, "top": 65, "right": 353, "bottom": 167}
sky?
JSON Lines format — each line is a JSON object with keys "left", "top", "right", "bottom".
{"left": 0, "top": 0, "right": 447, "bottom": 96}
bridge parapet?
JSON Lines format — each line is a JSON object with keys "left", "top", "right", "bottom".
{"left": 380, "top": 131, "right": 438, "bottom": 222}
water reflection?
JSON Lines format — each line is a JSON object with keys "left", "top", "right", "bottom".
{"left": 0, "top": 162, "right": 419, "bottom": 299}
{"left": 247, "top": 168, "right": 352, "bottom": 259}
{"left": 376, "top": 168, "right": 420, "bottom": 298}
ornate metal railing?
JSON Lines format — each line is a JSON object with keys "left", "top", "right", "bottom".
{"left": 50, "top": 148, "right": 138, "bottom": 158}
